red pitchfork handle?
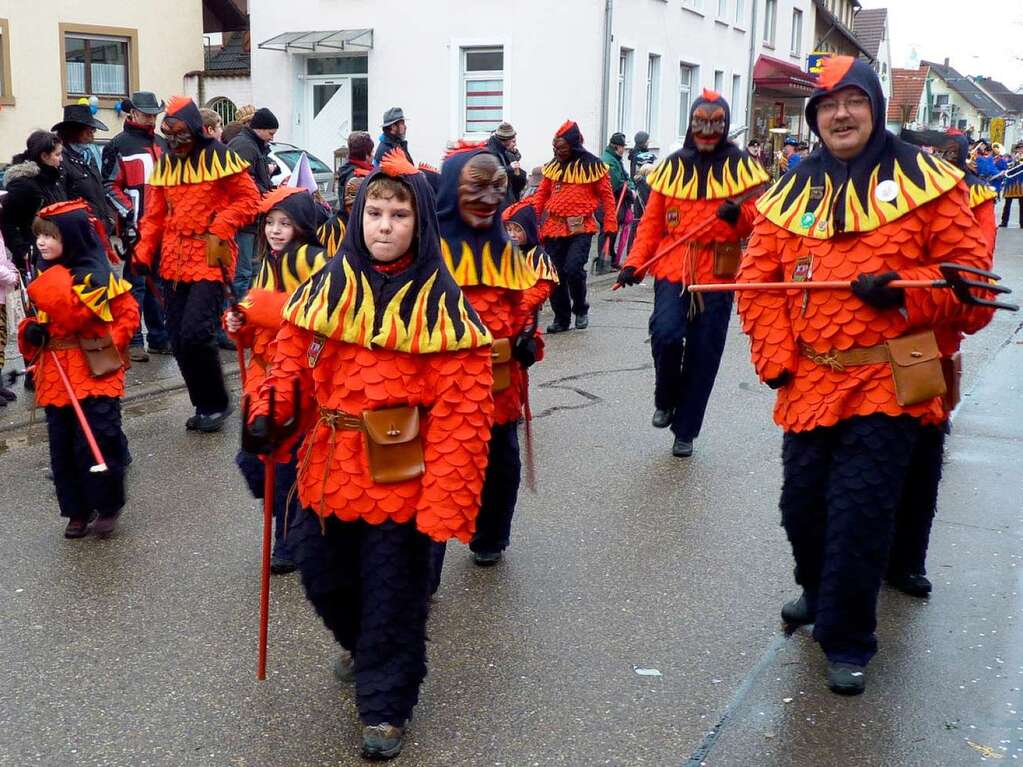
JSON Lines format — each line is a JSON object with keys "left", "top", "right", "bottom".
{"left": 257, "top": 454, "right": 274, "bottom": 681}
{"left": 687, "top": 279, "right": 943, "bottom": 293}
{"left": 48, "top": 351, "right": 108, "bottom": 473}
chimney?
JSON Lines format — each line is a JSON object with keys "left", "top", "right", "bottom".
{"left": 944, "top": 57, "right": 950, "bottom": 67}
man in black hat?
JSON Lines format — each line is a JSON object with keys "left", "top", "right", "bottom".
{"left": 102, "top": 91, "right": 171, "bottom": 361}
{"left": 596, "top": 132, "right": 634, "bottom": 273}
{"left": 53, "top": 105, "right": 114, "bottom": 237}
{"left": 486, "top": 122, "right": 527, "bottom": 205}
{"left": 373, "top": 107, "right": 413, "bottom": 166}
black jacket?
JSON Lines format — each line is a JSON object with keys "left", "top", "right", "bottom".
{"left": 101, "top": 122, "right": 167, "bottom": 232}
{"left": 373, "top": 132, "right": 413, "bottom": 166}
{"left": 1, "top": 160, "right": 68, "bottom": 272}
{"left": 485, "top": 136, "right": 527, "bottom": 205}
{"left": 228, "top": 127, "right": 274, "bottom": 194}
{"left": 62, "top": 145, "right": 114, "bottom": 234}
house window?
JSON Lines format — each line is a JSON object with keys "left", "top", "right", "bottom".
{"left": 0, "top": 18, "right": 12, "bottom": 105}
{"left": 735, "top": 0, "right": 746, "bottom": 24}
{"left": 646, "top": 54, "right": 661, "bottom": 134}
{"left": 64, "top": 30, "right": 132, "bottom": 98}
{"left": 731, "top": 74, "right": 742, "bottom": 117}
{"left": 207, "top": 97, "right": 237, "bottom": 125}
{"left": 791, "top": 9, "right": 803, "bottom": 56}
{"left": 714, "top": 70, "right": 725, "bottom": 94}
{"left": 461, "top": 47, "right": 503, "bottom": 135}
{"left": 679, "top": 63, "right": 697, "bottom": 137}
{"left": 717, "top": 0, "right": 729, "bottom": 18}
{"left": 764, "top": 0, "right": 777, "bottom": 45}
{"left": 617, "top": 48, "right": 634, "bottom": 133}
{"left": 682, "top": 0, "right": 705, "bottom": 11}
{"left": 935, "top": 94, "right": 949, "bottom": 106}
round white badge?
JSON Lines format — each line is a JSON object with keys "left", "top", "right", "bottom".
{"left": 875, "top": 180, "right": 898, "bottom": 203}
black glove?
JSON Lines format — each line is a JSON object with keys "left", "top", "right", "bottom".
{"left": 512, "top": 330, "right": 538, "bottom": 369}
{"left": 616, "top": 266, "right": 640, "bottom": 287}
{"left": 766, "top": 370, "right": 792, "bottom": 390}
{"left": 131, "top": 259, "right": 151, "bottom": 278}
{"left": 23, "top": 321, "right": 50, "bottom": 349}
{"left": 717, "top": 200, "right": 741, "bottom": 225}
{"left": 852, "top": 271, "right": 904, "bottom": 310}
{"left": 243, "top": 415, "right": 274, "bottom": 455}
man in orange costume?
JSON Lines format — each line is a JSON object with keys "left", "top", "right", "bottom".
{"left": 886, "top": 128, "right": 998, "bottom": 598}
{"left": 19, "top": 201, "right": 139, "bottom": 538}
{"left": 618, "top": 89, "right": 769, "bottom": 457}
{"left": 737, "top": 58, "right": 992, "bottom": 695}
{"left": 245, "top": 154, "right": 494, "bottom": 760}
{"left": 135, "top": 96, "right": 260, "bottom": 432}
{"left": 531, "top": 120, "right": 617, "bottom": 332}
{"left": 437, "top": 145, "right": 557, "bottom": 565}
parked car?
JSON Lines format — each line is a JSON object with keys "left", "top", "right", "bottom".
{"left": 268, "top": 142, "right": 338, "bottom": 207}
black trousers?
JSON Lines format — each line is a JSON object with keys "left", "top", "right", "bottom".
{"left": 649, "top": 281, "right": 732, "bottom": 441}
{"left": 889, "top": 423, "right": 946, "bottom": 576}
{"left": 163, "top": 280, "right": 229, "bottom": 414}
{"left": 545, "top": 234, "right": 593, "bottom": 323}
{"left": 1001, "top": 197, "right": 1023, "bottom": 227}
{"left": 291, "top": 512, "right": 432, "bottom": 726}
{"left": 470, "top": 422, "right": 522, "bottom": 555}
{"left": 780, "top": 414, "right": 920, "bottom": 665}
{"left": 235, "top": 449, "right": 302, "bottom": 560}
{"left": 45, "top": 396, "right": 125, "bottom": 519}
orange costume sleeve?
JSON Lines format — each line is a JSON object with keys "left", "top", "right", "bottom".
{"left": 624, "top": 189, "right": 667, "bottom": 273}
{"left": 231, "top": 288, "right": 289, "bottom": 400}
{"left": 597, "top": 174, "right": 618, "bottom": 234}
{"left": 531, "top": 178, "right": 553, "bottom": 220}
{"left": 208, "top": 171, "right": 261, "bottom": 243}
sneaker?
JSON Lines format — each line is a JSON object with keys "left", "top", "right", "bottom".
{"left": 574, "top": 313, "right": 589, "bottom": 330}
{"left": 129, "top": 347, "right": 150, "bottom": 363}
{"left": 270, "top": 555, "right": 296, "bottom": 575}
{"left": 826, "top": 661, "right": 866, "bottom": 696}
{"left": 546, "top": 321, "right": 571, "bottom": 334}
{"left": 472, "top": 550, "right": 503, "bottom": 567}
{"left": 361, "top": 723, "right": 405, "bottom": 761}
{"left": 333, "top": 651, "right": 355, "bottom": 684}
{"left": 64, "top": 517, "right": 91, "bottom": 539}
{"left": 651, "top": 408, "right": 674, "bottom": 429}
{"left": 92, "top": 513, "right": 120, "bottom": 539}
{"left": 197, "top": 406, "right": 233, "bottom": 433}
{"left": 886, "top": 571, "right": 932, "bottom": 598}
{"left": 147, "top": 344, "right": 174, "bottom": 356}
{"left": 781, "top": 593, "right": 815, "bottom": 628}
{"left": 671, "top": 437, "right": 694, "bottom": 457}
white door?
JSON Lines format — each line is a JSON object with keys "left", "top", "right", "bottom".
{"left": 305, "top": 78, "right": 352, "bottom": 169}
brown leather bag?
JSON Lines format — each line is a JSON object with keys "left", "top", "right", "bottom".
{"left": 712, "top": 241, "right": 742, "bottom": 278}
{"left": 79, "top": 335, "right": 124, "bottom": 377}
{"left": 941, "top": 351, "right": 962, "bottom": 412}
{"left": 205, "top": 234, "right": 232, "bottom": 268}
{"left": 565, "top": 215, "right": 586, "bottom": 234}
{"left": 885, "top": 331, "right": 946, "bottom": 406}
{"left": 491, "top": 338, "right": 512, "bottom": 392}
{"left": 361, "top": 406, "right": 426, "bottom": 484}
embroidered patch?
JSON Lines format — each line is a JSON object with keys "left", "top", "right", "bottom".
{"left": 799, "top": 212, "right": 815, "bottom": 229}
{"left": 809, "top": 186, "right": 824, "bottom": 201}
{"left": 666, "top": 207, "right": 681, "bottom": 226}
{"left": 816, "top": 219, "right": 829, "bottom": 232}
{"left": 307, "top": 333, "right": 327, "bottom": 367}
{"left": 792, "top": 256, "right": 813, "bottom": 282}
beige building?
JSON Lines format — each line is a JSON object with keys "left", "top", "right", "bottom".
{"left": 0, "top": 1, "right": 203, "bottom": 163}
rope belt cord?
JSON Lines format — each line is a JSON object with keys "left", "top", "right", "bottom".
{"left": 800, "top": 343, "right": 890, "bottom": 372}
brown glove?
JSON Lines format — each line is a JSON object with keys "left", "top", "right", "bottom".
{"left": 204, "top": 233, "right": 232, "bottom": 268}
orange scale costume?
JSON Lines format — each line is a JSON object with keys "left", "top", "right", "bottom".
{"left": 135, "top": 96, "right": 260, "bottom": 430}
{"left": 619, "top": 89, "right": 770, "bottom": 456}
{"left": 735, "top": 57, "right": 996, "bottom": 689}
{"left": 246, "top": 153, "right": 493, "bottom": 745}
{"left": 437, "top": 145, "right": 558, "bottom": 562}
{"left": 18, "top": 201, "right": 139, "bottom": 535}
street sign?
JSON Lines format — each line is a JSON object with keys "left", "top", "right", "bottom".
{"left": 807, "top": 52, "right": 832, "bottom": 76}
{"left": 991, "top": 117, "right": 1005, "bottom": 146}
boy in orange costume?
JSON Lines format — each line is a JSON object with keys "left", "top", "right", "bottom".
{"left": 737, "top": 58, "right": 992, "bottom": 695}
{"left": 437, "top": 145, "right": 557, "bottom": 565}
{"left": 618, "top": 89, "right": 769, "bottom": 457}
{"left": 531, "top": 120, "right": 617, "bottom": 332}
{"left": 246, "top": 153, "right": 494, "bottom": 760}
{"left": 19, "top": 201, "right": 139, "bottom": 538}
{"left": 134, "top": 96, "right": 260, "bottom": 432}
{"left": 227, "top": 188, "right": 328, "bottom": 574}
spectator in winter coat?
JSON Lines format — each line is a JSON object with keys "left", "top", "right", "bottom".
{"left": 53, "top": 105, "right": 114, "bottom": 235}
{"left": 373, "top": 107, "right": 414, "bottom": 166}
{"left": 1, "top": 131, "right": 67, "bottom": 274}
{"left": 200, "top": 108, "right": 224, "bottom": 141}
{"left": 629, "top": 130, "right": 652, "bottom": 178}
{"left": 0, "top": 237, "right": 19, "bottom": 403}
{"left": 335, "top": 131, "right": 374, "bottom": 203}
{"left": 486, "top": 122, "right": 528, "bottom": 204}
{"left": 221, "top": 103, "right": 256, "bottom": 145}
{"left": 596, "top": 132, "right": 635, "bottom": 273}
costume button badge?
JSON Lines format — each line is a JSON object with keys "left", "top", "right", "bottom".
{"left": 800, "top": 212, "right": 815, "bottom": 229}
{"left": 875, "top": 179, "right": 899, "bottom": 203}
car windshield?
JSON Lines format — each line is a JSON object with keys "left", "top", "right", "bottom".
{"left": 274, "top": 149, "right": 331, "bottom": 174}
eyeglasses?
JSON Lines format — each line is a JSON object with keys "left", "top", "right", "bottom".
{"left": 816, "top": 95, "right": 871, "bottom": 117}
{"left": 691, "top": 118, "right": 726, "bottom": 133}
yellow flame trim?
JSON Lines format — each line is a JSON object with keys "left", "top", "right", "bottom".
{"left": 72, "top": 273, "right": 134, "bottom": 321}
{"left": 148, "top": 148, "right": 250, "bottom": 186}
{"left": 316, "top": 218, "right": 346, "bottom": 258}
{"left": 649, "top": 155, "right": 770, "bottom": 201}
{"left": 542, "top": 158, "right": 609, "bottom": 185}
{"left": 441, "top": 239, "right": 551, "bottom": 290}
{"left": 968, "top": 183, "right": 996, "bottom": 208}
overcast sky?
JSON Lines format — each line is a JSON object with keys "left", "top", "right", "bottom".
{"left": 859, "top": 0, "right": 1023, "bottom": 89}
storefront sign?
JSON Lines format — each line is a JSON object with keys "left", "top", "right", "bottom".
{"left": 807, "top": 52, "right": 832, "bottom": 76}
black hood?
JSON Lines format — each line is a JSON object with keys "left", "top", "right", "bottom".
{"left": 260, "top": 187, "right": 321, "bottom": 248}
{"left": 503, "top": 200, "right": 540, "bottom": 251}
{"left": 437, "top": 145, "right": 510, "bottom": 265}
{"left": 682, "top": 88, "right": 731, "bottom": 155}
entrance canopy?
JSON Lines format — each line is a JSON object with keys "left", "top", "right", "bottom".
{"left": 753, "top": 55, "right": 817, "bottom": 99}
{"left": 258, "top": 29, "right": 374, "bottom": 53}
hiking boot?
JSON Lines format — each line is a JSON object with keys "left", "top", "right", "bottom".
{"left": 827, "top": 661, "right": 866, "bottom": 696}
{"left": 546, "top": 321, "right": 571, "bottom": 334}
{"left": 473, "top": 550, "right": 503, "bottom": 567}
{"left": 781, "top": 593, "right": 815, "bottom": 628}
{"left": 574, "top": 313, "right": 589, "bottom": 330}
{"left": 671, "top": 437, "right": 694, "bottom": 457}
{"left": 129, "top": 347, "right": 150, "bottom": 363}
{"left": 64, "top": 517, "right": 91, "bottom": 539}
{"left": 92, "top": 513, "right": 120, "bottom": 539}
{"left": 651, "top": 408, "right": 674, "bottom": 429}
{"left": 886, "top": 571, "right": 932, "bottom": 598}
{"left": 270, "top": 555, "right": 296, "bottom": 575}
{"left": 333, "top": 651, "right": 355, "bottom": 684}
{"left": 185, "top": 414, "right": 201, "bottom": 431}
{"left": 361, "top": 723, "right": 405, "bottom": 761}
{"left": 197, "top": 406, "right": 233, "bottom": 433}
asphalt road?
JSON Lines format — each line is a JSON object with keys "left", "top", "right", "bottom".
{"left": 0, "top": 227, "right": 1021, "bottom": 767}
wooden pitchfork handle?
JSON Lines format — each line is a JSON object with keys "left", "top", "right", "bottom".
{"left": 688, "top": 279, "right": 942, "bottom": 292}
{"left": 257, "top": 453, "right": 274, "bottom": 681}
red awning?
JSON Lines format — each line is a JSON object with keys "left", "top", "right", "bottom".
{"left": 753, "top": 55, "right": 817, "bottom": 98}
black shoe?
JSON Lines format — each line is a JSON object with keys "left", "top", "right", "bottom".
{"left": 886, "top": 571, "right": 932, "bottom": 598}
{"left": 270, "top": 555, "right": 296, "bottom": 575}
{"left": 546, "top": 321, "right": 571, "bottom": 334}
{"left": 129, "top": 346, "right": 150, "bottom": 363}
{"left": 64, "top": 516, "right": 91, "bottom": 539}
{"left": 197, "top": 406, "right": 233, "bottom": 433}
{"left": 186, "top": 414, "right": 201, "bottom": 431}
{"left": 217, "top": 336, "right": 237, "bottom": 351}
{"left": 781, "top": 593, "right": 815, "bottom": 627}
{"left": 92, "top": 513, "right": 120, "bottom": 539}
{"left": 473, "top": 550, "right": 503, "bottom": 567}
{"left": 0, "top": 386, "right": 16, "bottom": 402}
{"left": 671, "top": 437, "right": 694, "bottom": 457}
{"left": 593, "top": 261, "right": 611, "bottom": 275}
{"left": 147, "top": 344, "right": 174, "bottom": 356}
{"left": 826, "top": 661, "right": 866, "bottom": 696}
{"left": 361, "top": 723, "right": 405, "bottom": 761}
{"left": 651, "top": 408, "right": 673, "bottom": 429}
{"left": 574, "top": 313, "right": 589, "bottom": 330}
{"left": 333, "top": 651, "right": 355, "bottom": 684}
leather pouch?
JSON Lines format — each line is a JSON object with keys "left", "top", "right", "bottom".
{"left": 491, "top": 338, "right": 513, "bottom": 392}
{"left": 941, "top": 350, "right": 962, "bottom": 412}
{"left": 362, "top": 406, "right": 425, "bottom": 484}
{"left": 566, "top": 215, "right": 586, "bottom": 234}
{"left": 712, "top": 241, "right": 742, "bottom": 278}
{"left": 205, "top": 233, "right": 232, "bottom": 268}
{"left": 79, "top": 334, "right": 124, "bottom": 377}
{"left": 885, "top": 331, "right": 946, "bottom": 406}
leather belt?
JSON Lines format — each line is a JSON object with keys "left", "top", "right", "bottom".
{"left": 47, "top": 337, "right": 79, "bottom": 351}
{"left": 318, "top": 407, "right": 363, "bottom": 431}
{"left": 800, "top": 343, "right": 889, "bottom": 371}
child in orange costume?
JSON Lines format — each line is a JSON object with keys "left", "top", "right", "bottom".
{"left": 18, "top": 201, "right": 139, "bottom": 538}
{"left": 737, "top": 57, "right": 992, "bottom": 695}
{"left": 246, "top": 153, "right": 494, "bottom": 760}
{"left": 134, "top": 96, "right": 259, "bottom": 432}
{"left": 226, "top": 188, "right": 328, "bottom": 574}
{"left": 436, "top": 145, "right": 557, "bottom": 565}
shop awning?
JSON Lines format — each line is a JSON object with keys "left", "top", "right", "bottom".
{"left": 753, "top": 55, "right": 817, "bottom": 99}
{"left": 258, "top": 29, "right": 374, "bottom": 53}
